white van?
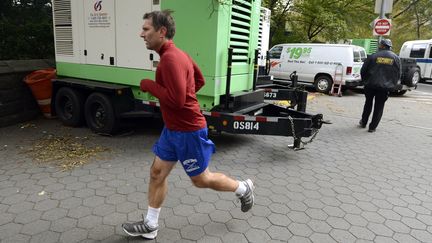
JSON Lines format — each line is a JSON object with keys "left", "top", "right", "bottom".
{"left": 268, "top": 43, "right": 366, "bottom": 93}
{"left": 399, "top": 39, "right": 432, "bottom": 82}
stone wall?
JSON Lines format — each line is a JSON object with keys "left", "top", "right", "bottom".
{"left": 0, "top": 59, "right": 55, "bottom": 128}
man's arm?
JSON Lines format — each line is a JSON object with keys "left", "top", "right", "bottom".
{"left": 140, "top": 55, "right": 187, "bottom": 109}
{"left": 193, "top": 60, "right": 205, "bottom": 92}
{"left": 360, "top": 56, "right": 371, "bottom": 81}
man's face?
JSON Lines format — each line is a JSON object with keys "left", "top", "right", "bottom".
{"left": 140, "top": 18, "right": 164, "bottom": 51}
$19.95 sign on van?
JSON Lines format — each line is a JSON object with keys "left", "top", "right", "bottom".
{"left": 285, "top": 47, "right": 312, "bottom": 59}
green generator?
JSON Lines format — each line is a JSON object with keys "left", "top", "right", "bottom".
{"left": 53, "top": 0, "right": 261, "bottom": 109}
{"left": 351, "top": 39, "right": 378, "bottom": 55}
{"left": 51, "top": 0, "right": 323, "bottom": 149}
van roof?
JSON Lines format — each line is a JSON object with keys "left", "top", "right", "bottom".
{"left": 402, "top": 39, "right": 432, "bottom": 45}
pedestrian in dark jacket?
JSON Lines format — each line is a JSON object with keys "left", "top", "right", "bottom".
{"left": 359, "top": 38, "right": 401, "bottom": 132}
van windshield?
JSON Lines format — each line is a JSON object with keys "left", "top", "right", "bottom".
{"left": 269, "top": 46, "right": 283, "bottom": 59}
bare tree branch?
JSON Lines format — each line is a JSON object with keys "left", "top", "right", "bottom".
{"left": 393, "top": 0, "right": 421, "bottom": 19}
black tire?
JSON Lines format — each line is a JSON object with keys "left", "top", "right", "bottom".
{"left": 55, "top": 87, "right": 85, "bottom": 127}
{"left": 391, "top": 90, "right": 407, "bottom": 96}
{"left": 84, "top": 92, "right": 117, "bottom": 134}
{"left": 406, "top": 68, "right": 420, "bottom": 87}
{"left": 314, "top": 75, "right": 333, "bottom": 93}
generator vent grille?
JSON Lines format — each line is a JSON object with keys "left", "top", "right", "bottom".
{"left": 229, "top": 0, "right": 253, "bottom": 63}
{"left": 53, "top": 0, "right": 73, "bottom": 56}
{"left": 257, "top": 9, "right": 264, "bottom": 50}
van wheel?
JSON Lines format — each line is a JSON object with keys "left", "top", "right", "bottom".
{"left": 406, "top": 68, "right": 420, "bottom": 87}
{"left": 55, "top": 87, "right": 85, "bottom": 126}
{"left": 84, "top": 92, "right": 117, "bottom": 135}
{"left": 314, "top": 76, "right": 333, "bottom": 93}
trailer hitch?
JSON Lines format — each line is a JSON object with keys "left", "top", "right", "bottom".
{"left": 311, "top": 114, "right": 333, "bottom": 128}
{"left": 321, "top": 120, "right": 332, "bottom": 124}
{"left": 287, "top": 113, "right": 331, "bottom": 150}
{"left": 311, "top": 114, "right": 324, "bottom": 129}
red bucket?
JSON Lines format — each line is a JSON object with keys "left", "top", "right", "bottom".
{"left": 24, "top": 68, "right": 56, "bottom": 118}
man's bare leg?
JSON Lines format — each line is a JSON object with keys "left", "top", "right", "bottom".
{"left": 122, "top": 156, "right": 176, "bottom": 238}
{"left": 148, "top": 156, "right": 176, "bottom": 208}
{"left": 190, "top": 168, "right": 238, "bottom": 191}
{"left": 144, "top": 156, "right": 176, "bottom": 230}
{"left": 190, "top": 168, "right": 255, "bottom": 212}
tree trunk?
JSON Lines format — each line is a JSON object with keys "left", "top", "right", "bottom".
{"left": 414, "top": 4, "right": 420, "bottom": 39}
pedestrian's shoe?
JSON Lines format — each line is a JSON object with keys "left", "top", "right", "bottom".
{"left": 238, "top": 179, "right": 255, "bottom": 212}
{"left": 358, "top": 120, "right": 366, "bottom": 128}
{"left": 368, "top": 128, "right": 376, "bottom": 133}
{"left": 122, "top": 216, "right": 158, "bottom": 239}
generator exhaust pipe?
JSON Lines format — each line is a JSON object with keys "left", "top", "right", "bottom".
{"left": 252, "top": 49, "right": 259, "bottom": 91}
{"left": 264, "top": 50, "right": 270, "bottom": 75}
{"left": 225, "top": 48, "right": 233, "bottom": 110}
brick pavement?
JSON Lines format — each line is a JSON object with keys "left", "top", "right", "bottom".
{"left": 1, "top": 89, "right": 432, "bottom": 242}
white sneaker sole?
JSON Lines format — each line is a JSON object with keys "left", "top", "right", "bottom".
{"left": 122, "top": 227, "right": 158, "bottom": 239}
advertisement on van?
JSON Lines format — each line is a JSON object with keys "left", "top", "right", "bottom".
{"left": 269, "top": 44, "right": 365, "bottom": 93}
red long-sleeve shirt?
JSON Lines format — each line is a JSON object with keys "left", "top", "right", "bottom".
{"left": 140, "top": 41, "right": 207, "bottom": 131}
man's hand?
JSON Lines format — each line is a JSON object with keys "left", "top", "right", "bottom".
{"left": 140, "top": 79, "right": 154, "bottom": 92}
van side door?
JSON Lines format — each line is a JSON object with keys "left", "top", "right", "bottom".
{"left": 268, "top": 46, "right": 284, "bottom": 78}
{"left": 282, "top": 46, "right": 308, "bottom": 81}
{"left": 424, "top": 44, "right": 432, "bottom": 79}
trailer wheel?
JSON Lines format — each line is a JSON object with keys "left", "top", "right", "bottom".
{"left": 84, "top": 92, "right": 117, "bottom": 134}
{"left": 314, "top": 75, "right": 332, "bottom": 93}
{"left": 406, "top": 68, "right": 420, "bottom": 87}
{"left": 55, "top": 87, "right": 85, "bottom": 126}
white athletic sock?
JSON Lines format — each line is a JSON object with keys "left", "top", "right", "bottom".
{"left": 145, "top": 206, "right": 161, "bottom": 228}
{"left": 235, "top": 180, "right": 247, "bottom": 197}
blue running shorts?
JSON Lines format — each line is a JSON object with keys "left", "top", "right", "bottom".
{"left": 152, "top": 127, "right": 216, "bottom": 177}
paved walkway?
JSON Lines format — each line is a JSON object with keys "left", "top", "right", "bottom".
{"left": 1, "top": 89, "right": 432, "bottom": 242}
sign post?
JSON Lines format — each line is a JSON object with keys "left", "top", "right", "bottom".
{"left": 373, "top": 0, "right": 393, "bottom": 42}
{"left": 374, "top": 0, "right": 393, "bottom": 14}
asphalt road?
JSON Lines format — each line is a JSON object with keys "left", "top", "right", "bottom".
{"left": 417, "top": 82, "right": 432, "bottom": 93}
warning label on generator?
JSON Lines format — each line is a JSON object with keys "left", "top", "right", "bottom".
{"left": 88, "top": 12, "right": 111, "bottom": 28}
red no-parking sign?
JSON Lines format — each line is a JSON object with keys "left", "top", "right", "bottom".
{"left": 373, "top": 18, "right": 391, "bottom": 36}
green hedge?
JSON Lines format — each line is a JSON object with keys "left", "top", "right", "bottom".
{"left": 0, "top": 0, "right": 54, "bottom": 60}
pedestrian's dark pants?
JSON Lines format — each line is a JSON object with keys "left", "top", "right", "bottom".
{"left": 361, "top": 88, "right": 389, "bottom": 130}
